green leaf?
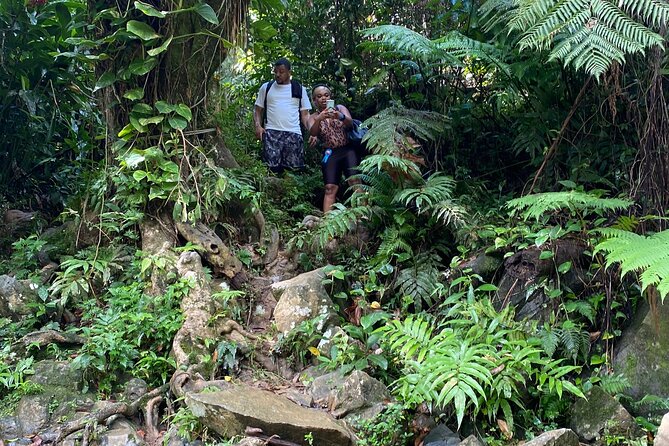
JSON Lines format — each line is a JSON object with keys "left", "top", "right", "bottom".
{"left": 147, "top": 36, "right": 173, "bottom": 56}
{"left": 251, "top": 19, "right": 278, "bottom": 40}
{"left": 129, "top": 57, "right": 158, "bottom": 75}
{"left": 168, "top": 116, "right": 188, "bottom": 130}
{"left": 123, "top": 152, "right": 145, "bottom": 168}
{"left": 175, "top": 104, "right": 192, "bottom": 120}
{"left": 134, "top": 1, "right": 166, "bottom": 18}
{"left": 127, "top": 20, "right": 161, "bottom": 40}
{"left": 94, "top": 72, "right": 116, "bottom": 92}
{"left": 539, "top": 250, "right": 554, "bottom": 260}
{"left": 132, "top": 170, "right": 148, "bottom": 181}
{"left": 367, "top": 354, "right": 388, "bottom": 370}
{"left": 131, "top": 103, "right": 153, "bottom": 115}
{"left": 155, "top": 101, "right": 176, "bottom": 114}
{"left": 139, "top": 116, "right": 164, "bottom": 126}
{"left": 123, "top": 88, "right": 145, "bottom": 100}
{"left": 558, "top": 261, "right": 572, "bottom": 274}
{"left": 192, "top": 3, "right": 219, "bottom": 25}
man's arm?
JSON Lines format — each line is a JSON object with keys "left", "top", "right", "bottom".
{"left": 300, "top": 109, "right": 310, "bottom": 132}
{"left": 254, "top": 105, "right": 265, "bottom": 140}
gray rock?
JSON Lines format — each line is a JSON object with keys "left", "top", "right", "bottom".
{"left": 30, "top": 360, "right": 84, "bottom": 391}
{"left": 271, "top": 268, "right": 338, "bottom": 333}
{"left": 613, "top": 300, "right": 669, "bottom": 412}
{"left": 232, "top": 438, "right": 265, "bottom": 446}
{"left": 524, "top": 428, "right": 579, "bottom": 446}
{"left": 459, "top": 435, "right": 483, "bottom": 446}
{"left": 16, "top": 393, "right": 51, "bottom": 435}
{"left": 317, "top": 326, "right": 348, "bottom": 358}
{"left": 569, "top": 386, "right": 639, "bottom": 441}
{"left": 0, "top": 415, "right": 20, "bottom": 440}
{"left": 123, "top": 377, "right": 148, "bottom": 401}
{"left": 656, "top": 413, "right": 669, "bottom": 446}
{"left": 0, "top": 275, "right": 38, "bottom": 320}
{"left": 98, "top": 418, "right": 145, "bottom": 446}
{"left": 186, "top": 385, "right": 353, "bottom": 446}
{"left": 331, "top": 370, "right": 390, "bottom": 421}
{"left": 281, "top": 388, "right": 313, "bottom": 407}
{"left": 423, "top": 424, "right": 460, "bottom": 446}
{"left": 307, "top": 370, "right": 347, "bottom": 405}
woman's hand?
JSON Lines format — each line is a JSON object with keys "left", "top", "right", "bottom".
{"left": 318, "top": 107, "right": 339, "bottom": 121}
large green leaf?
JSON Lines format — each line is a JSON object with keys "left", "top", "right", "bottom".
{"left": 147, "top": 36, "right": 173, "bottom": 56}
{"left": 193, "top": 3, "right": 219, "bottom": 25}
{"left": 134, "top": 1, "right": 166, "bottom": 18}
{"left": 127, "top": 20, "right": 161, "bottom": 40}
{"left": 94, "top": 72, "right": 116, "bottom": 91}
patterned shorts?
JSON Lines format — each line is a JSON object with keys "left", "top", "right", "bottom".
{"left": 262, "top": 129, "right": 305, "bottom": 171}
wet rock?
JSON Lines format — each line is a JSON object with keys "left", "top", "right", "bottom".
{"left": 306, "top": 370, "right": 347, "bottom": 405}
{"left": 459, "top": 435, "right": 483, "bottom": 446}
{"left": 613, "top": 300, "right": 669, "bottom": 413}
{"left": 423, "top": 424, "right": 460, "bottom": 446}
{"left": 186, "top": 384, "right": 353, "bottom": 446}
{"left": 331, "top": 370, "right": 390, "bottom": 421}
{"left": 523, "top": 428, "right": 578, "bottom": 446}
{"left": 98, "top": 418, "right": 145, "bottom": 446}
{"left": 656, "top": 413, "right": 669, "bottom": 446}
{"left": 271, "top": 268, "right": 338, "bottom": 333}
{"left": 30, "top": 360, "right": 84, "bottom": 391}
{"left": 569, "top": 386, "right": 639, "bottom": 441}
{"left": 16, "top": 393, "right": 51, "bottom": 435}
{"left": 123, "top": 378, "right": 148, "bottom": 401}
{"left": 0, "top": 275, "right": 38, "bottom": 320}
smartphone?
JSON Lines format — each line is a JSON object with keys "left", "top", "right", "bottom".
{"left": 326, "top": 99, "right": 335, "bottom": 109}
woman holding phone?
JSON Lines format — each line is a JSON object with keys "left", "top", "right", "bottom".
{"left": 308, "top": 85, "right": 359, "bottom": 212}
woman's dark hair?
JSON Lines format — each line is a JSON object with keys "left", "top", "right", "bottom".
{"left": 274, "top": 58, "right": 291, "bottom": 70}
{"left": 311, "top": 84, "right": 331, "bottom": 97}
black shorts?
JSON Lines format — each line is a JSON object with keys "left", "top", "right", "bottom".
{"left": 263, "top": 129, "right": 305, "bottom": 171}
{"left": 321, "top": 146, "right": 358, "bottom": 185}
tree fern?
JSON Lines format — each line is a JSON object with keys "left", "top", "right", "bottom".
{"left": 362, "top": 25, "right": 510, "bottom": 75}
{"left": 506, "top": 190, "right": 632, "bottom": 220}
{"left": 595, "top": 228, "right": 669, "bottom": 300}
{"left": 362, "top": 105, "right": 447, "bottom": 157}
{"left": 482, "top": 0, "right": 669, "bottom": 79}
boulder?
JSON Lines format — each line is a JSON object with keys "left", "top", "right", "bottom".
{"left": 459, "top": 435, "right": 483, "bottom": 446}
{"left": 186, "top": 384, "right": 353, "bottom": 446}
{"left": 16, "top": 393, "right": 52, "bottom": 435}
{"left": 423, "top": 424, "right": 460, "bottom": 446}
{"left": 98, "top": 418, "right": 145, "bottom": 446}
{"left": 0, "top": 275, "right": 38, "bottom": 320}
{"left": 523, "top": 428, "right": 579, "bottom": 446}
{"left": 656, "top": 413, "right": 669, "bottom": 446}
{"left": 29, "top": 360, "right": 84, "bottom": 391}
{"left": 613, "top": 300, "right": 669, "bottom": 411}
{"left": 569, "top": 386, "right": 639, "bottom": 441}
{"left": 271, "top": 268, "right": 338, "bottom": 333}
{"left": 305, "top": 370, "right": 347, "bottom": 405}
{"left": 331, "top": 370, "right": 391, "bottom": 421}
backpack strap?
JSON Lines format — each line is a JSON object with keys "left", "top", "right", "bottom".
{"left": 263, "top": 79, "right": 303, "bottom": 125}
{"left": 263, "top": 80, "right": 275, "bottom": 125}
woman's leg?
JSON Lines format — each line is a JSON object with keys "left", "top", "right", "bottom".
{"left": 323, "top": 183, "right": 339, "bottom": 212}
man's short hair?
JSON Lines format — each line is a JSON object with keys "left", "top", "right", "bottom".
{"left": 274, "top": 58, "right": 291, "bottom": 70}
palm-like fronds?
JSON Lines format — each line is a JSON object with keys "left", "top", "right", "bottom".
{"left": 482, "top": 0, "right": 669, "bottom": 79}
{"left": 595, "top": 228, "right": 669, "bottom": 300}
{"left": 311, "top": 203, "right": 373, "bottom": 250}
{"left": 506, "top": 190, "right": 632, "bottom": 220}
{"left": 397, "top": 255, "right": 441, "bottom": 311}
{"left": 363, "top": 105, "right": 447, "bottom": 157}
{"left": 362, "top": 25, "right": 509, "bottom": 74}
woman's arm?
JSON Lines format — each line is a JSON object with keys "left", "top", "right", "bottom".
{"left": 335, "top": 105, "right": 353, "bottom": 128}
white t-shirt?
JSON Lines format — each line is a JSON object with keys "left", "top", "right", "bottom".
{"left": 255, "top": 82, "right": 311, "bottom": 135}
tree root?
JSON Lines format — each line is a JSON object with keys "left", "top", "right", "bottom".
{"left": 244, "top": 426, "right": 302, "bottom": 446}
{"left": 55, "top": 385, "right": 169, "bottom": 443}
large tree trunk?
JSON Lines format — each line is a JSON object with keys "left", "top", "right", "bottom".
{"left": 630, "top": 39, "right": 669, "bottom": 228}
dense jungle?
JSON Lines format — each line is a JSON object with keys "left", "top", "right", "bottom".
{"left": 2, "top": 0, "right": 669, "bottom": 445}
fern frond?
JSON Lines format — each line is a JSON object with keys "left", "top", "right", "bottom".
{"left": 482, "top": 0, "right": 667, "bottom": 79}
{"left": 598, "top": 373, "right": 632, "bottom": 396}
{"left": 563, "top": 300, "right": 596, "bottom": 324}
{"left": 431, "top": 199, "right": 467, "bottom": 228}
{"left": 358, "top": 155, "right": 422, "bottom": 180}
{"left": 595, "top": 228, "right": 669, "bottom": 300}
{"left": 377, "top": 314, "right": 438, "bottom": 362}
{"left": 393, "top": 173, "right": 456, "bottom": 214}
{"left": 363, "top": 105, "right": 447, "bottom": 157}
{"left": 397, "top": 260, "right": 441, "bottom": 311}
{"left": 362, "top": 25, "right": 457, "bottom": 64}
{"left": 539, "top": 326, "right": 560, "bottom": 357}
{"left": 506, "top": 190, "right": 632, "bottom": 220}
{"left": 373, "top": 226, "right": 414, "bottom": 267}
{"left": 312, "top": 204, "right": 372, "bottom": 249}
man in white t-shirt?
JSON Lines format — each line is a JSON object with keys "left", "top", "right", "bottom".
{"left": 253, "top": 58, "right": 312, "bottom": 174}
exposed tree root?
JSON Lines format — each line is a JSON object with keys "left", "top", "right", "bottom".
{"left": 56, "top": 385, "right": 169, "bottom": 443}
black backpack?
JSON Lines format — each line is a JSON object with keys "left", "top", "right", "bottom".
{"left": 263, "top": 79, "right": 303, "bottom": 125}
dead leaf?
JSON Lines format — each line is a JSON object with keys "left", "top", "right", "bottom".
{"left": 497, "top": 419, "right": 513, "bottom": 439}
